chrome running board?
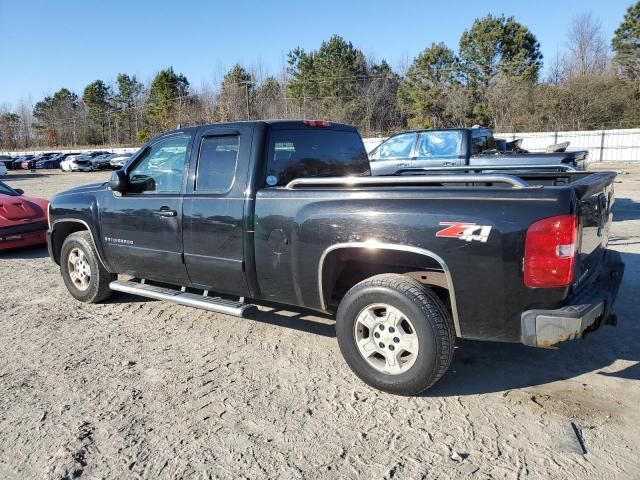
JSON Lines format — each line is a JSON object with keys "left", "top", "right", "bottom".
{"left": 109, "top": 280, "right": 256, "bottom": 317}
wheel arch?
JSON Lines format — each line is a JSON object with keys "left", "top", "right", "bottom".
{"left": 50, "top": 219, "right": 109, "bottom": 271}
{"left": 318, "top": 242, "right": 461, "bottom": 336}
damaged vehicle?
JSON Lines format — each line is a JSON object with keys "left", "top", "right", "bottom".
{"left": 0, "top": 180, "right": 49, "bottom": 250}
{"left": 368, "top": 127, "right": 589, "bottom": 175}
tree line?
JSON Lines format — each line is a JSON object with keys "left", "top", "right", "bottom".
{"left": 2, "top": 3, "right": 640, "bottom": 150}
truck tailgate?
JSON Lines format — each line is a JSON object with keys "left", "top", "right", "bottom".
{"left": 573, "top": 172, "right": 617, "bottom": 287}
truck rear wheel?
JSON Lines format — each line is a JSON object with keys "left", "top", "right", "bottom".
{"left": 60, "top": 231, "right": 115, "bottom": 303}
{"left": 336, "top": 274, "right": 454, "bottom": 395}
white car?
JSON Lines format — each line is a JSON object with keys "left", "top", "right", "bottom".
{"left": 0, "top": 162, "right": 7, "bottom": 176}
{"left": 61, "top": 151, "right": 112, "bottom": 172}
{"left": 61, "top": 155, "right": 94, "bottom": 172}
{"left": 109, "top": 153, "right": 132, "bottom": 169}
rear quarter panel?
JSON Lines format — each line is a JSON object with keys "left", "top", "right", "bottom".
{"left": 254, "top": 186, "right": 576, "bottom": 342}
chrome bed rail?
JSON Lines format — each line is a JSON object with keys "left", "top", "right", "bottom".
{"left": 395, "top": 164, "right": 577, "bottom": 174}
{"left": 285, "top": 174, "right": 530, "bottom": 190}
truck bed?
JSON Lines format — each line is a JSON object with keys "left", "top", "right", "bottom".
{"left": 252, "top": 169, "right": 616, "bottom": 342}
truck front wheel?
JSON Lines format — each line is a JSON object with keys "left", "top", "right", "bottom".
{"left": 60, "top": 231, "right": 115, "bottom": 303}
{"left": 336, "top": 274, "right": 454, "bottom": 395}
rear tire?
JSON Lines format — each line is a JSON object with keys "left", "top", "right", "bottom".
{"left": 336, "top": 274, "right": 455, "bottom": 395}
{"left": 60, "top": 231, "right": 115, "bottom": 303}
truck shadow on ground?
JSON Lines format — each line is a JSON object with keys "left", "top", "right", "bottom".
{"left": 613, "top": 197, "right": 640, "bottom": 221}
{"left": 245, "top": 308, "right": 337, "bottom": 338}
{"left": 425, "top": 250, "right": 640, "bottom": 397}
{"left": 104, "top": 292, "right": 338, "bottom": 337}
{"left": 425, "top": 334, "right": 640, "bottom": 397}
{"left": 0, "top": 245, "right": 49, "bottom": 259}
{"left": 4, "top": 173, "right": 51, "bottom": 181}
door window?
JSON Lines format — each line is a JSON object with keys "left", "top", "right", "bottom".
{"left": 416, "top": 131, "right": 463, "bottom": 159}
{"left": 128, "top": 134, "right": 190, "bottom": 193}
{"left": 370, "top": 133, "right": 417, "bottom": 161}
{"left": 195, "top": 135, "right": 239, "bottom": 193}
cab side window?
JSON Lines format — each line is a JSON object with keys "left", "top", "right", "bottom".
{"left": 471, "top": 134, "right": 489, "bottom": 155}
{"left": 417, "top": 131, "right": 462, "bottom": 159}
{"left": 129, "top": 134, "right": 190, "bottom": 194}
{"left": 195, "top": 135, "right": 239, "bottom": 193}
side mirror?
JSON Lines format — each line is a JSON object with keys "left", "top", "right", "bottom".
{"left": 15, "top": 188, "right": 24, "bottom": 195}
{"left": 109, "top": 169, "right": 128, "bottom": 193}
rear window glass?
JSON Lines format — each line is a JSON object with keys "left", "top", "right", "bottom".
{"left": 266, "top": 129, "right": 369, "bottom": 186}
{"left": 472, "top": 134, "right": 489, "bottom": 155}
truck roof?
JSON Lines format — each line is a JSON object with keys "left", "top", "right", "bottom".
{"left": 387, "top": 126, "right": 492, "bottom": 136}
{"left": 166, "top": 120, "right": 358, "bottom": 139}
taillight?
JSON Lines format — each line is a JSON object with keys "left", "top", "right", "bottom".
{"left": 524, "top": 214, "right": 578, "bottom": 288}
{"left": 303, "top": 119, "right": 331, "bottom": 127}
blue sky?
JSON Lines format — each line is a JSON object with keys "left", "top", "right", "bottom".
{"left": 0, "top": 0, "right": 633, "bottom": 107}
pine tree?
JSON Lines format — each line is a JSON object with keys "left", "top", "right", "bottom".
{"left": 145, "top": 67, "right": 190, "bottom": 136}
{"left": 83, "top": 80, "right": 112, "bottom": 144}
{"left": 217, "top": 65, "right": 254, "bottom": 121}
{"left": 287, "top": 35, "right": 368, "bottom": 122}
{"left": 459, "top": 15, "right": 542, "bottom": 86}
{"left": 114, "top": 74, "right": 144, "bottom": 143}
{"left": 397, "top": 43, "right": 461, "bottom": 128}
{"left": 612, "top": 2, "right": 640, "bottom": 80}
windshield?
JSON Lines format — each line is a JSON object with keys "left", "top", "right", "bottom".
{"left": 0, "top": 181, "right": 19, "bottom": 196}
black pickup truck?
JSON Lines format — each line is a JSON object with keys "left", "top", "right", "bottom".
{"left": 368, "top": 127, "right": 589, "bottom": 175}
{"left": 47, "top": 120, "right": 624, "bottom": 395}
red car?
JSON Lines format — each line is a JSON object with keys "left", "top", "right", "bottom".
{"left": 0, "top": 181, "right": 49, "bottom": 251}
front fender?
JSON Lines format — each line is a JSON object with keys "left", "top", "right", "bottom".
{"left": 48, "top": 190, "right": 111, "bottom": 271}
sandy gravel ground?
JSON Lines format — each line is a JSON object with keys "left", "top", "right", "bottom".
{"left": 0, "top": 165, "right": 639, "bottom": 479}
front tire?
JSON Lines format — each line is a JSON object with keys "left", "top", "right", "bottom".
{"left": 336, "top": 274, "right": 455, "bottom": 395}
{"left": 60, "top": 231, "right": 115, "bottom": 303}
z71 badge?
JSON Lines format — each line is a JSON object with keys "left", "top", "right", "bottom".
{"left": 436, "top": 222, "right": 492, "bottom": 243}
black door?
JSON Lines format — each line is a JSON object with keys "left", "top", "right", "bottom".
{"left": 182, "top": 126, "right": 251, "bottom": 296}
{"left": 100, "top": 131, "right": 192, "bottom": 285}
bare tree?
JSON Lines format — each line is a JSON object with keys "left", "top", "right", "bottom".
{"left": 562, "top": 12, "right": 610, "bottom": 79}
{"left": 17, "top": 98, "right": 34, "bottom": 148}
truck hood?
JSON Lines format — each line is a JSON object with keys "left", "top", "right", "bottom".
{"left": 0, "top": 194, "right": 48, "bottom": 227}
{"left": 57, "top": 182, "right": 106, "bottom": 196}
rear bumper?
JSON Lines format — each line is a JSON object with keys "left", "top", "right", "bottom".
{"left": 521, "top": 250, "right": 624, "bottom": 347}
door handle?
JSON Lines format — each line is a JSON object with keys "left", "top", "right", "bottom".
{"left": 155, "top": 207, "right": 177, "bottom": 217}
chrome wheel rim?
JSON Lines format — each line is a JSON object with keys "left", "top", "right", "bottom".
{"left": 353, "top": 303, "right": 419, "bottom": 375}
{"left": 67, "top": 247, "right": 91, "bottom": 291}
